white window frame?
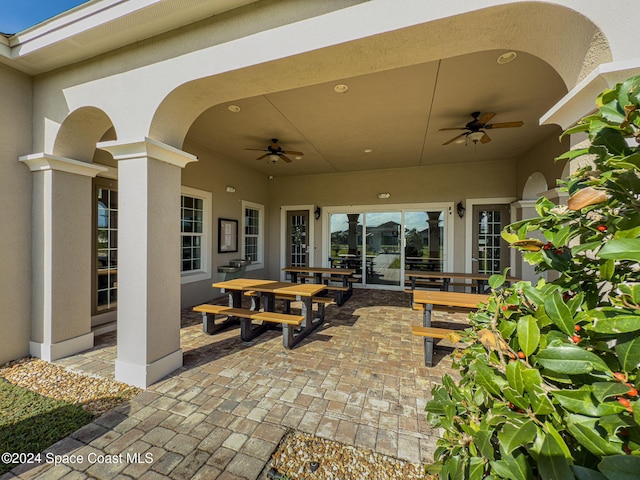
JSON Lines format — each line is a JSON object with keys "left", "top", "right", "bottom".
{"left": 242, "top": 200, "right": 264, "bottom": 271}
{"left": 180, "top": 186, "right": 212, "bottom": 284}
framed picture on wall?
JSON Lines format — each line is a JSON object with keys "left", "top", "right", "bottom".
{"left": 218, "top": 218, "right": 238, "bottom": 253}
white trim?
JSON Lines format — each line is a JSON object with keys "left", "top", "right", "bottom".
{"left": 19, "top": 153, "right": 107, "bottom": 177}
{"left": 180, "top": 186, "right": 212, "bottom": 284}
{"left": 279, "top": 205, "right": 315, "bottom": 281}
{"left": 464, "top": 197, "right": 517, "bottom": 274}
{"left": 321, "top": 202, "right": 454, "bottom": 288}
{"left": 29, "top": 332, "right": 94, "bottom": 362}
{"left": 115, "top": 348, "right": 183, "bottom": 389}
{"left": 98, "top": 137, "right": 197, "bottom": 168}
{"left": 241, "top": 200, "right": 265, "bottom": 271}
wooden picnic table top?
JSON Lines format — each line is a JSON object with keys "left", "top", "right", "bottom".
{"left": 413, "top": 290, "right": 490, "bottom": 308}
{"left": 405, "top": 271, "right": 519, "bottom": 282}
{"left": 212, "top": 278, "right": 325, "bottom": 297}
{"left": 282, "top": 266, "right": 355, "bottom": 275}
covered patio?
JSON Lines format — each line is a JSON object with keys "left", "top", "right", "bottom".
{"left": 10, "top": 289, "right": 468, "bottom": 478}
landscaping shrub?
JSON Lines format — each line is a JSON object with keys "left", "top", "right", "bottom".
{"left": 425, "top": 76, "right": 640, "bottom": 479}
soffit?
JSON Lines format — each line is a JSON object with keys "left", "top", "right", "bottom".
{"left": 186, "top": 49, "right": 566, "bottom": 177}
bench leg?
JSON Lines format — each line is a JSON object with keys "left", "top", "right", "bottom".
{"left": 240, "top": 318, "right": 269, "bottom": 342}
{"left": 202, "top": 312, "right": 237, "bottom": 335}
{"left": 281, "top": 299, "right": 291, "bottom": 314}
{"left": 423, "top": 304, "right": 434, "bottom": 366}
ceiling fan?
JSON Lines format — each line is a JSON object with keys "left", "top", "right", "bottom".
{"left": 440, "top": 111, "right": 524, "bottom": 146}
{"left": 245, "top": 138, "right": 304, "bottom": 163}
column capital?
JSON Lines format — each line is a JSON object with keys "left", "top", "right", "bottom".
{"left": 97, "top": 137, "right": 197, "bottom": 168}
{"left": 19, "top": 153, "right": 107, "bottom": 177}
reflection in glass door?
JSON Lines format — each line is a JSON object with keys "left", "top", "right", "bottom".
{"left": 365, "top": 212, "right": 402, "bottom": 286}
{"left": 328, "top": 207, "right": 448, "bottom": 289}
{"left": 404, "top": 211, "right": 444, "bottom": 274}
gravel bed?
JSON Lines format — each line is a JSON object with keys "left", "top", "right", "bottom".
{"left": 0, "top": 357, "right": 140, "bottom": 417}
{"left": 269, "top": 431, "right": 430, "bottom": 480}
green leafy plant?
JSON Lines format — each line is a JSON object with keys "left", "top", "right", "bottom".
{"left": 425, "top": 76, "right": 640, "bottom": 479}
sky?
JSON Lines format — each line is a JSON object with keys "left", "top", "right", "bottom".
{"left": 0, "top": 0, "right": 89, "bottom": 34}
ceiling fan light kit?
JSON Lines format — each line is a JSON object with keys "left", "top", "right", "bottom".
{"left": 245, "top": 138, "right": 304, "bottom": 164}
{"left": 440, "top": 111, "right": 524, "bottom": 146}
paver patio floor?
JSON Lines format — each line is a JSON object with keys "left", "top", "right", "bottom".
{"left": 4, "top": 288, "right": 470, "bottom": 480}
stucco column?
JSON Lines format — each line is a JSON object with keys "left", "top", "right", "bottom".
{"left": 19, "top": 154, "right": 107, "bottom": 361}
{"left": 98, "top": 138, "right": 197, "bottom": 388}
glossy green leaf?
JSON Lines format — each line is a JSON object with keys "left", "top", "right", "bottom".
{"left": 545, "top": 421, "right": 572, "bottom": 460}
{"left": 544, "top": 291, "right": 574, "bottom": 335}
{"left": 592, "top": 382, "right": 633, "bottom": 402}
{"left": 566, "top": 414, "right": 621, "bottom": 456}
{"left": 506, "top": 360, "right": 525, "bottom": 395}
{"left": 473, "top": 362, "right": 504, "bottom": 396}
{"left": 589, "top": 308, "right": 640, "bottom": 334}
{"left": 503, "top": 387, "right": 529, "bottom": 411}
{"left": 528, "top": 386, "right": 555, "bottom": 415}
{"left": 536, "top": 345, "right": 610, "bottom": 375}
{"left": 616, "top": 336, "right": 640, "bottom": 371}
{"left": 517, "top": 315, "right": 540, "bottom": 357}
{"left": 598, "top": 238, "right": 640, "bottom": 262}
{"left": 498, "top": 420, "right": 537, "bottom": 454}
{"left": 473, "top": 430, "right": 495, "bottom": 461}
{"left": 599, "top": 259, "right": 615, "bottom": 281}
{"left": 522, "top": 284, "right": 545, "bottom": 306}
{"left": 537, "top": 431, "right": 575, "bottom": 480}
{"left": 571, "top": 465, "right": 607, "bottom": 480}
{"left": 467, "top": 457, "right": 485, "bottom": 480}
{"left": 598, "top": 455, "right": 640, "bottom": 480}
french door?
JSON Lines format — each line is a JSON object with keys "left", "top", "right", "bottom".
{"left": 472, "top": 204, "right": 510, "bottom": 275}
{"left": 286, "top": 210, "right": 309, "bottom": 268}
{"left": 328, "top": 206, "right": 450, "bottom": 289}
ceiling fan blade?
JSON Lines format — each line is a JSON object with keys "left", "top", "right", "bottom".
{"left": 443, "top": 133, "right": 467, "bottom": 146}
{"left": 485, "top": 121, "right": 524, "bottom": 129}
{"left": 480, "top": 132, "right": 491, "bottom": 144}
{"left": 279, "top": 154, "right": 293, "bottom": 163}
{"left": 282, "top": 150, "right": 304, "bottom": 156}
{"left": 438, "top": 127, "right": 467, "bottom": 131}
{"left": 255, "top": 153, "right": 270, "bottom": 160}
{"left": 245, "top": 148, "right": 268, "bottom": 152}
{"left": 477, "top": 112, "right": 496, "bottom": 124}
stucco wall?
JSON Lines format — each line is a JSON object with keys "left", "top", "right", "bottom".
{"left": 180, "top": 140, "right": 270, "bottom": 307}
{"left": 267, "top": 158, "right": 517, "bottom": 277}
{"left": 0, "top": 63, "right": 32, "bottom": 364}
{"left": 516, "top": 128, "right": 569, "bottom": 197}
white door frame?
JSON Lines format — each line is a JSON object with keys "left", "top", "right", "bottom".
{"left": 280, "top": 205, "right": 315, "bottom": 280}
{"left": 464, "top": 197, "right": 517, "bottom": 274}
{"left": 321, "top": 203, "right": 455, "bottom": 288}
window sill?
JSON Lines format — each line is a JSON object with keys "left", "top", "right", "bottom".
{"left": 181, "top": 271, "right": 211, "bottom": 284}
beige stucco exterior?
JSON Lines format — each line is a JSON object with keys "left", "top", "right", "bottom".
{"left": 1, "top": 0, "right": 637, "bottom": 385}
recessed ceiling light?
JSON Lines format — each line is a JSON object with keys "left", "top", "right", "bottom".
{"left": 334, "top": 84, "right": 349, "bottom": 93}
{"left": 364, "top": 148, "right": 373, "bottom": 153}
{"left": 497, "top": 51, "right": 517, "bottom": 64}
{"left": 227, "top": 105, "right": 241, "bottom": 112}
{"left": 295, "top": 156, "right": 303, "bottom": 160}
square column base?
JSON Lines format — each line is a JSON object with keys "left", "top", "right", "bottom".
{"left": 30, "top": 332, "right": 95, "bottom": 362}
{"left": 115, "top": 349, "right": 183, "bottom": 388}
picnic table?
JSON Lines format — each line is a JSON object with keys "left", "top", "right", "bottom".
{"left": 196, "top": 278, "right": 327, "bottom": 348}
{"left": 405, "top": 271, "right": 520, "bottom": 293}
{"left": 282, "top": 266, "right": 356, "bottom": 305}
{"left": 412, "top": 290, "right": 489, "bottom": 366}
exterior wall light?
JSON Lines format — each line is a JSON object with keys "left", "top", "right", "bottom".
{"left": 225, "top": 186, "right": 236, "bottom": 193}
{"left": 377, "top": 193, "right": 391, "bottom": 199}
{"left": 457, "top": 201, "right": 466, "bottom": 218}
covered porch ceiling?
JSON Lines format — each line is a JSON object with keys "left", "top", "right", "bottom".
{"left": 186, "top": 48, "right": 567, "bottom": 177}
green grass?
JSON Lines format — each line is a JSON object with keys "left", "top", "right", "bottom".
{"left": 0, "top": 378, "right": 92, "bottom": 475}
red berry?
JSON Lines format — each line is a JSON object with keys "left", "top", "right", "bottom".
{"left": 597, "top": 225, "right": 608, "bottom": 232}
{"left": 574, "top": 325, "right": 581, "bottom": 331}
{"left": 629, "top": 387, "right": 639, "bottom": 397}
{"left": 543, "top": 242, "right": 553, "bottom": 250}
{"left": 517, "top": 351, "right": 526, "bottom": 359}
{"left": 620, "top": 428, "right": 629, "bottom": 437}
{"left": 624, "top": 444, "right": 632, "bottom": 454}
{"left": 571, "top": 335, "right": 581, "bottom": 343}
{"left": 501, "top": 306, "right": 509, "bottom": 311}
{"left": 614, "top": 372, "right": 628, "bottom": 382}
{"left": 618, "top": 397, "right": 631, "bottom": 408}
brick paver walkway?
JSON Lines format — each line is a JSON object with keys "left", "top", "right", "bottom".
{"left": 3, "top": 289, "right": 469, "bottom": 480}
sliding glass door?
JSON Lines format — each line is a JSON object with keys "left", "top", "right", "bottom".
{"left": 328, "top": 206, "right": 449, "bottom": 289}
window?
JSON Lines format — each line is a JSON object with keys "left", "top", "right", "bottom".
{"left": 242, "top": 201, "right": 264, "bottom": 270}
{"left": 181, "top": 187, "right": 212, "bottom": 284}
{"left": 95, "top": 185, "right": 118, "bottom": 313}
